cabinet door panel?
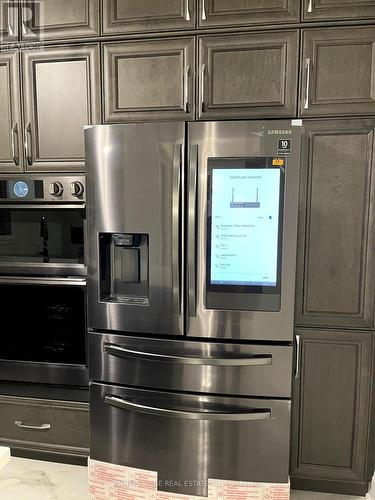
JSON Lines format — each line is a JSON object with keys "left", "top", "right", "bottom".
{"left": 198, "top": 0, "right": 299, "bottom": 27}
{"left": 22, "top": 44, "right": 100, "bottom": 172}
{"left": 102, "top": 0, "right": 195, "bottom": 34}
{"left": 303, "top": 0, "right": 375, "bottom": 21}
{"left": 300, "top": 27, "right": 375, "bottom": 117}
{"left": 290, "top": 329, "right": 374, "bottom": 495}
{"left": 0, "top": 0, "right": 18, "bottom": 41}
{"left": 198, "top": 31, "right": 298, "bottom": 120}
{"left": 295, "top": 119, "right": 375, "bottom": 329}
{"left": 21, "top": 0, "right": 99, "bottom": 40}
{"left": 0, "top": 51, "right": 22, "bottom": 172}
{"left": 103, "top": 38, "right": 195, "bottom": 122}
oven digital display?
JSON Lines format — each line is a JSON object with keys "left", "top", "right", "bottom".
{"left": 210, "top": 167, "right": 281, "bottom": 287}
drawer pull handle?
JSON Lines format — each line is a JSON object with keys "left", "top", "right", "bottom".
{"left": 104, "top": 343, "right": 272, "bottom": 366}
{"left": 105, "top": 396, "right": 271, "bottom": 421}
{"left": 15, "top": 420, "right": 51, "bottom": 430}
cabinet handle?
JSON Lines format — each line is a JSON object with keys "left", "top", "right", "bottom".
{"left": 307, "top": 0, "right": 313, "bottom": 13}
{"left": 11, "top": 123, "right": 19, "bottom": 166}
{"left": 185, "top": 0, "right": 191, "bottom": 20}
{"left": 294, "top": 334, "right": 301, "bottom": 379}
{"left": 201, "top": 0, "right": 207, "bottom": 20}
{"left": 304, "top": 58, "right": 311, "bottom": 110}
{"left": 201, "top": 64, "right": 206, "bottom": 113}
{"left": 7, "top": 2, "right": 14, "bottom": 36}
{"left": 15, "top": 420, "right": 51, "bottom": 431}
{"left": 184, "top": 65, "right": 190, "bottom": 113}
{"left": 24, "top": 122, "right": 33, "bottom": 166}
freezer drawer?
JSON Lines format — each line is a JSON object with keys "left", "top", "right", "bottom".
{"left": 89, "top": 332, "right": 293, "bottom": 397}
{"left": 90, "top": 382, "right": 291, "bottom": 497}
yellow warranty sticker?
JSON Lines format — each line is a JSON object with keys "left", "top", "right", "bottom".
{"left": 272, "top": 158, "right": 284, "bottom": 166}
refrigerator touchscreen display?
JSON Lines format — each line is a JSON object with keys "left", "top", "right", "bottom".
{"left": 210, "top": 168, "right": 281, "bottom": 287}
{"left": 206, "top": 157, "right": 284, "bottom": 311}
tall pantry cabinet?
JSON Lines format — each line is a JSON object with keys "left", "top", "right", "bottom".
{"left": 0, "top": 0, "right": 373, "bottom": 494}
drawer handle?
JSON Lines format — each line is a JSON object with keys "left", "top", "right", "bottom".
{"left": 105, "top": 396, "right": 271, "bottom": 421}
{"left": 104, "top": 343, "right": 272, "bottom": 366}
{"left": 15, "top": 420, "right": 51, "bottom": 431}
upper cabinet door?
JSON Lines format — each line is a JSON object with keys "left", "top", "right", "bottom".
{"left": 0, "top": 0, "right": 19, "bottom": 41}
{"left": 300, "top": 27, "right": 375, "bottom": 117}
{"left": 303, "top": 0, "right": 375, "bottom": 22}
{"left": 103, "top": 37, "right": 195, "bottom": 123}
{"left": 295, "top": 119, "right": 375, "bottom": 329}
{"left": 0, "top": 51, "right": 22, "bottom": 172}
{"left": 198, "top": 31, "right": 298, "bottom": 120}
{"left": 101, "top": 0, "right": 195, "bottom": 35}
{"left": 21, "top": 0, "right": 99, "bottom": 40}
{"left": 22, "top": 44, "right": 100, "bottom": 172}
{"left": 198, "top": 0, "right": 299, "bottom": 28}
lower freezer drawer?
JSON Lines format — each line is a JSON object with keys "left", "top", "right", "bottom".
{"left": 90, "top": 382, "right": 291, "bottom": 497}
{"left": 90, "top": 332, "right": 293, "bottom": 397}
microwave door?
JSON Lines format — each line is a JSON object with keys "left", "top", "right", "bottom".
{"left": 85, "top": 123, "right": 185, "bottom": 336}
{"left": 186, "top": 121, "right": 301, "bottom": 342}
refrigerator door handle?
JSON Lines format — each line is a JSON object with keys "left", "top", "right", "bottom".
{"left": 188, "top": 144, "right": 198, "bottom": 317}
{"left": 172, "top": 144, "right": 182, "bottom": 327}
{"left": 103, "top": 343, "right": 272, "bottom": 366}
{"left": 105, "top": 395, "right": 271, "bottom": 421}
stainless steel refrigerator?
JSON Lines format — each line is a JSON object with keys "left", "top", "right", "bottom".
{"left": 85, "top": 120, "right": 301, "bottom": 497}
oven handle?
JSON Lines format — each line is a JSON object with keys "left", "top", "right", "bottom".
{"left": 105, "top": 395, "right": 271, "bottom": 421}
{"left": 104, "top": 343, "right": 272, "bottom": 366}
{"left": 0, "top": 276, "right": 86, "bottom": 286}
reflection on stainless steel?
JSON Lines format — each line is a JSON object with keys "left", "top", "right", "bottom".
{"left": 85, "top": 121, "right": 301, "bottom": 495}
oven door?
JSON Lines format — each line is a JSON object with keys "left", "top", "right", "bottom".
{"left": 0, "top": 279, "right": 88, "bottom": 387}
{"left": 0, "top": 204, "right": 85, "bottom": 276}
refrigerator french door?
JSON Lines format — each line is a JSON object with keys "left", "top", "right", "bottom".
{"left": 85, "top": 121, "right": 302, "bottom": 497}
{"left": 86, "top": 121, "right": 301, "bottom": 341}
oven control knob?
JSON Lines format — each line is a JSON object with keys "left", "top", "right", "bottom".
{"left": 49, "top": 181, "right": 63, "bottom": 197}
{"left": 69, "top": 181, "right": 84, "bottom": 197}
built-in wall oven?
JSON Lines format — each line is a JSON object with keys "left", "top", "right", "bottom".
{"left": 0, "top": 175, "right": 88, "bottom": 387}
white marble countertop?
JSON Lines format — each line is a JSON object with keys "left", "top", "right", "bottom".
{"left": 0, "top": 456, "right": 368, "bottom": 500}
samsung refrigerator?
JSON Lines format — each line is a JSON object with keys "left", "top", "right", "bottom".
{"left": 85, "top": 120, "right": 302, "bottom": 497}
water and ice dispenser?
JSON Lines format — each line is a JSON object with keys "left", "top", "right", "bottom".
{"left": 99, "top": 233, "right": 149, "bottom": 305}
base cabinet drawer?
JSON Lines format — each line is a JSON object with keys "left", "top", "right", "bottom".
{"left": 90, "top": 382, "right": 291, "bottom": 497}
{"left": 0, "top": 395, "right": 89, "bottom": 460}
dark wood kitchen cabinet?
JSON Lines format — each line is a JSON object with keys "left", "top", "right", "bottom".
{"left": 197, "top": 0, "right": 300, "bottom": 28}
{"left": 302, "top": 0, "right": 375, "bottom": 22}
{"left": 290, "top": 329, "right": 374, "bottom": 496}
{"left": 22, "top": 44, "right": 100, "bottom": 172}
{"left": 0, "top": 50, "right": 23, "bottom": 172}
{"left": 295, "top": 119, "right": 375, "bottom": 330}
{"left": 101, "top": 0, "right": 195, "bottom": 35}
{"left": 103, "top": 37, "right": 195, "bottom": 122}
{"left": 0, "top": 395, "right": 89, "bottom": 464}
{"left": 300, "top": 27, "right": 375, "bottom": 117}
{"left": 198, "top": 30, "right": 299, "bottom": 120}
{"left": 20, "top": 0, "right": 99, "bottom": 40}
{"left": 0, "top": 0, "right": 18, "bottom": 41}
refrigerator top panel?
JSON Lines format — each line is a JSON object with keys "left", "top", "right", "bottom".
{"left": 187, "top": 120, "right": 302, "bottom": 341}
{"left": 85, "top": 123, "right": 185, "bottom": 336}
